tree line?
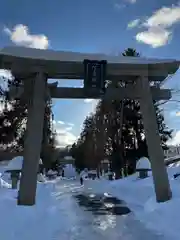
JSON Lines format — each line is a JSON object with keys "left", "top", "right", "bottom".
{"left": 0, "top": 73, "right": 57, "bottom": 171}
{"left": 70, "top": 48, "right": 173, "bottom": 178}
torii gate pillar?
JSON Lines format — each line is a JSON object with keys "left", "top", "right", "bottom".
{"left": 137, "top": 76, "right": 172, "bottom": 202}
{"left": 18, "top": 72, "right": 47, "bottom": 206}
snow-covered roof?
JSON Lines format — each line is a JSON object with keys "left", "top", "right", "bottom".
{"left": 5, "top": 156, "right": 23, "bottom": 171}
{"left": 5, "top": 156, "right": 43, "bottom": 171}
{"left": 136, "top": 157, "right": 151, "bottom": 170}
{"left": 0, "top": 46, "right": 179, "bottom": 82}
{"left": 0, "top": 46, "right": 178, "bottom": 65}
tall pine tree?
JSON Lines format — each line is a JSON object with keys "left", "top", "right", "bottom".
{"left": 0, "top": 74, "right": 57, "bottom": 169}
{"left": 71, "top": 48, "right": 172, "bottom": 177}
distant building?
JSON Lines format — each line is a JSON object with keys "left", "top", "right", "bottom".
{"left": 59, "top": 155, "right": 75, "bottom": 165}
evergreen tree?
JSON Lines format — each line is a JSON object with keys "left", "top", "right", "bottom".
{"left": 70, "top": 48, "right": 173, "bottom": 177}
{"left": 0, "top": 74, "right": 56, "bottom": 168}
{"left": 70, "top": 142, "right": 86, "bottom": 172}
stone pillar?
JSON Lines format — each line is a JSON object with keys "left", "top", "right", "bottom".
{"left": 137, "top": 77, "right": 172, "bottom": 202}
{"left": 11, "top": 172, "right": 19, "bottom": 189}
{"left": 18, "top": 72, "right": 47, "bottom": 206}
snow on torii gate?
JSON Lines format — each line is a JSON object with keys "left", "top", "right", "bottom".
{"left": 0, "top": 46, "right": 179, "bottom": 206}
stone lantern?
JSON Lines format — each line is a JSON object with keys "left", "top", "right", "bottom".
{"left": 5, "top": 156, "right": 43, "bottom": 189}
{"left": 136, "top": 157, "right": 151, "bottom": 179}
{"left": 5, "top": 156, "right": 23, "bottom": 189}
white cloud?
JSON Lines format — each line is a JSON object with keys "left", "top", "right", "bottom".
{"left": 65, "top": 126, "right": 73, "bottom": 131}
{"left": 170, "top": 111, "right": 180, "bottom": 117}
{"left": 127, "top": 19, "right": 140, "bottom": 29}
{"left": 114, "top": 0, "right": 136, "bottom": 9}
{"left": 53, "top": 120, "right": 74, "bottom": 127}
{"left": 168, "top": 130, "right": 180, "bottom": 146}
{"left": 55, "top": 128, "right": 77, "bottom": 148}
{"left": 58, "top": 120, "right": 65, "bottom": 125}
{"left": 84, "top": 99, "right": 94, "bottom": 103}
{"left": 144, "top": 5, "right": 180, "bottom": 28}
{"left": 136, "top": 4, "right": 180, "bottom": 47}
{"left": 169, "top": 110, "right": 178, "bottom": 117}
{"left": 3, "top": 24, "right": 49, "bottom": 49}
{"left": 53, "top": 120, "right": 77, "bottom": 148}
{"left": 52, "top": 120, "right": 56, "bottom": 125}
{"left": 136, "top": 27, "right": 171, "bottom": 48}
{"left": 67, "top": 123, "right": 74, "bottom": 127}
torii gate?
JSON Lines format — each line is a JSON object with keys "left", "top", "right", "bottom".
{"left": 0, "top": 46, "right": 179, "bottom": 206}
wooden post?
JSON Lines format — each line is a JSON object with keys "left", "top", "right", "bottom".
{"left": 137, "top": 77, "right": 172, "bottom": 202}
{"left": 18, "top": 72, "right": 47, "bottom": 206}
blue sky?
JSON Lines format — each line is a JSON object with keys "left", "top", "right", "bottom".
{"left": 1, "top": 0, "right": 180, "bottom": 147}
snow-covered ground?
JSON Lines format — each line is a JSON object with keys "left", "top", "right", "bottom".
{"left": 0, "top": 178, "right": 167, "bottom": 240}
{"left": 0, "top": 163, "right": 180, "bottom": 239}
{"left": 83, "top": 165, "right": 180, "bottom": 240}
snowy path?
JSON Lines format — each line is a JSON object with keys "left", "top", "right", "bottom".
{"left": 52, "top": 180, "right": 167, "bottom": 240}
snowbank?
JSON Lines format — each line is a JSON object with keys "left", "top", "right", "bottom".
{"left": 0, "top": 168, "right": 12, "bottom": 188}
{"left": 37, "top": 173, "right": 46, "bottom": 183}
{"left": 142, "top": 181, "right": 180, "bottom": 239}
{"left": 0, "top": 177, "right": 11, "bottom": 188}
{"left": 104, "top": 168, "right": 180, "bottom": 239}
{"left": 0, "top": 180, "right": 66, "bottom": 240}
{"left": 82, "top": 164, "right": 180, "bottom": 239}
{"left": 108, "top": 173, "right": 155, "bottom": 208}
